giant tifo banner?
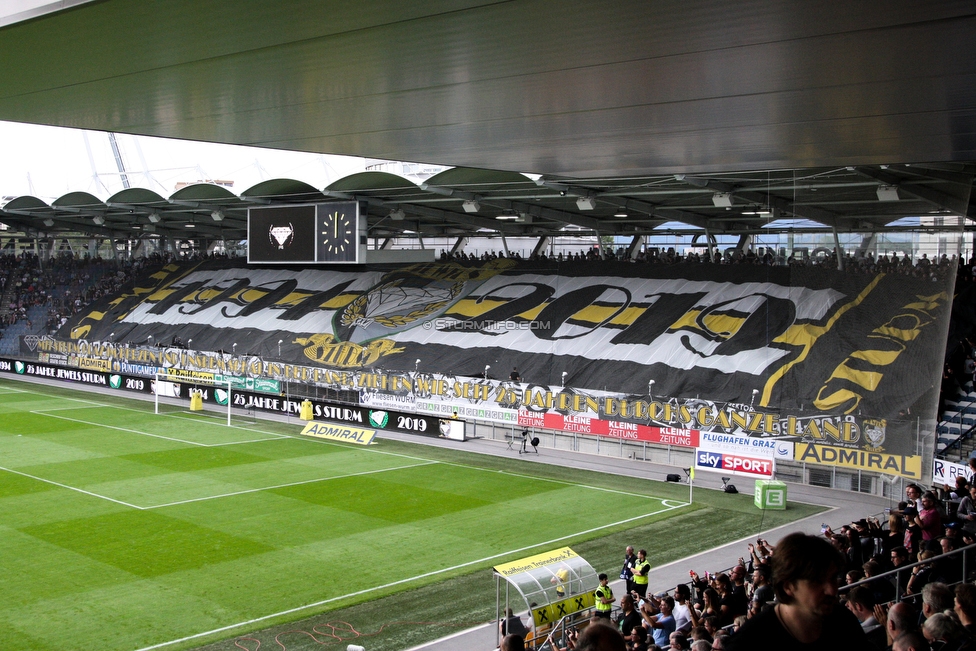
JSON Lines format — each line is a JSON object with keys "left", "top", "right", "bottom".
{"left": 44, "top": 258, "right": 951, "bottom": 479}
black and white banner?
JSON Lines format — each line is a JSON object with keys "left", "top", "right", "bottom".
{"left": 47, "top": 258, "right": 952, "bottom": 465}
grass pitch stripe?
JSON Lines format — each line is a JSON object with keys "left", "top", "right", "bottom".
{"left": 0, "top": 464, "right": 144, "bottom": 509}
{"left": 132, "top": 499, "right": 685, "bottom": 651}
{"left": 142, "top": 460, "right": 441, "bottom": 509}
{"left": 29, "top": 410, "right": 215, "bottom": 447}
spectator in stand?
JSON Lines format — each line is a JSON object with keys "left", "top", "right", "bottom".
{"left": 641, "top": 595, "right": 677, "bottom": 648}
{"left": 891, "top": 547, "right": 914, "bottom": 597}
{"left": 957, "top": 486, "right": 976, "bottom": 536}
{"left": 922, "top": 583, "right": 955, "bottom": 623}
{"left": 905, "top": 550, "right": 938, "bottom": 596}
{"left": 725, "top": 532, "right": 867, "bottom": 651}
{"left": 845, "top": 585, "right": 887, "bottom": 649}
{"left": 672, "top": 584, "right": 693, "bottom": 634}
{"left": 864, "top": 559, "right": 896, "bottom": 605}
{"left": 727, "top": 565, "right": 750, "bottom": 614}
{"left": 572, "top": 620, "right": 626, "bottom": 651}
{"left": 956, "top": 584, "right": 976, "bottom": 637}
{"left": 916, "top": 493, "right": 944, "bottom": 550}
{"left": 935, "top": 537, "right": 964, "bottom": 584}
{"left": 887, "top": 514, "right": 909, "bottom": 556}
{"left": 614, "top": 594, "right": 642, "bottom": 638}
{"left": 693, "top": 587, "right": 720, "bottom": 625}
{"left": 501, "top": 633, "right": 526, "bottom": 651}
{"left": 825, "top": 525, "right": 863, "bottom": 574}
{"left": 711, "top": 630, "right": 730, "bottom": 650}
{"left": 668, "top": 631, "right": 689, "bottom": 650}
{"left": 750, "top": 564, "right": 774, "bottom": 609}
{"left": 875, "top": 600, "right": 919, "bottom": 651}
{"left": 921, "top": 612, "right": 972, "bottom": 651}
{"left": 892, "top": 630, "right": 931, "bottom": 651}
{"left": 627, "top": 624, "right": 649, "bottom": 651}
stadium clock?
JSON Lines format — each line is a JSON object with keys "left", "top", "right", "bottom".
{"left": 317, "top": 206, "right": 358, "bottom": 262}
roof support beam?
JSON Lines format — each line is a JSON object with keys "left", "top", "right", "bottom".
{"left": 852, "top": 167, "right": 973, "bottom": 216}
{"left": 532, "top": 236, "right": 549, "bottom": 258}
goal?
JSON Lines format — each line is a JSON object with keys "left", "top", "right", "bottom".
{"left": 154, "top": 371, "right": 233, "bottom": 426}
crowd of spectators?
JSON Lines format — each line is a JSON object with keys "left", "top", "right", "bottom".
{"left": 0, "top": 249, "right": 244, "bottom": 345}
{"left": 440, "top": 245, "right": 962, "bottom": 281}
{"left": 500, "top": 479, "right": 976, "bottom": 651}
{"left": 0, "top": 252, "right": 150, "bottom": 337}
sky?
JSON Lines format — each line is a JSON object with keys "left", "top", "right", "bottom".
{"left": 0, "top": 121, "right": 371, "bottom": 203}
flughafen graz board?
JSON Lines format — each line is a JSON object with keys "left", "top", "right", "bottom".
{"left": 47, "top": 257, "right": 950, "bottom": 479}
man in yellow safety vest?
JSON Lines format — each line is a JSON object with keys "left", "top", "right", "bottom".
{"left": 633, "top": 549, "right": 651, "bottom": 599}
{"left": 594, "top": 573, "right": 615, "bottom": 619}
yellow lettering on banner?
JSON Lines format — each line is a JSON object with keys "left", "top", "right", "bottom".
{"left": 164, "top": 368, "right": 216, "bottom": 382}
{"left": 78, "top": 357, "right": 111, "bottom": 372}
{"left": 795, "top": 443, "right": 921, "bottom": 479}
{"left": 300, "top": 422, "right": 376, "bottom": 445}
{"left": 493, "top": 547, "right": 579, "bottom": 578}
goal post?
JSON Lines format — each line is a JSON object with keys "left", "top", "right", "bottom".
{"left": 154, "top": 370, "right": 233, "bottom": 426}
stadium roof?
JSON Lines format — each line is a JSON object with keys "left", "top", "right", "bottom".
{"left": 1, "top": 164, "right": 974, "bottom": 242}
{"left": 0, "top": 1, "right": 973, "bottom": 241}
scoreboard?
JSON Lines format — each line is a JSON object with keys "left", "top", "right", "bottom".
{"left": 247, "top": 202, "right": 361, "bottom": 264}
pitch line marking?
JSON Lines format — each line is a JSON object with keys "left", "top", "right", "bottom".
{"left": 28, "top": 411, "right": 285, "bottom": 448}
{"left": 0, "top": 457, "right": 440, "bottom": 511}
{"left": 132, "top": 500, "right": 683, "bottom": 651}
{"left": 0, "top": 465, "right": 144, "bottom": 509}
{"left": 29, "top": 411, "right": 214, "bottom": 447}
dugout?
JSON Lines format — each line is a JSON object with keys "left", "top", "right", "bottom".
{"left": 493, "top": 547, "right": 599, "bottom": 648}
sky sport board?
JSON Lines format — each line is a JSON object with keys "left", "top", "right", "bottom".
{"left": 247, "top": 202, "right": 360, "bottom": 264}
{"left": 0, "top": 379, "right": 701, "bottom": 651}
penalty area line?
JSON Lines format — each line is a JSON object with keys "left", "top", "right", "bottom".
{"left": 0, "top": 465, "right": 144, "bottom": 509}
{"left": 132, "top": 502, "right": 688, "bottom": 651}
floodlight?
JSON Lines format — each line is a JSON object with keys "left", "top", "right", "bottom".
{"left": 92, "top": 215, "right": 105, "bottom": 225}
{"left": 876, "top": 185, "right": 900, "bottom": 201}
{"left": 389, "top": 208, "right": 405, "bottom": 221}
{"left": 712, "top": 193, "right": 733, "bottom": 208}
{"left": 211, "top": 210, "right": 225, "bottom": 222}
{"left": 576, "top": 195, "right": 597, "bottom": 210}
{"left": 462, "top": 200, "right": 480, "bottom": 213}
{"left": 148, "top": 212, "right": 161, "bottom": 223}
{"left": 43, "top": 218, "right": 54, "bottom": 227}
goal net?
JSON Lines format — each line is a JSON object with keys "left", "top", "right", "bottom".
{"left": 153, "top": 371, "right": 234, "bottom": 426}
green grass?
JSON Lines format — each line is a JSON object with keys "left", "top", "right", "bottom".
{"left": 0, "top": 379, "right": 823, "bottom": 651}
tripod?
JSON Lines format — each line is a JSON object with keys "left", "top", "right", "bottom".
{"left": 519, "top": 430, "right": 539, "bottom": 454}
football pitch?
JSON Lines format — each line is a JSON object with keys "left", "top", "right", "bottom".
{"left": 0, "top": 379, "right": 823, "bottom": 651}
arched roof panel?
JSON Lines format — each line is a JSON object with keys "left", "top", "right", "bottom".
{"left": 241, "top": 178, "right": 326, "bottom": 202}
{"left": 327, "top": 171, "right": 419, "bottom": 194}
{"left": 53, "top": 192, "right": 107, "bottom": 210}
{"left": 108, "top": 188, "right": 168, "bottom": 205}
{"left": 2, "top": 195, "right": 52, "bottom": 211}
{"left": 425, "top": 167, "right": 535, "bottom": 188}
{"left": 169, "top": 183, "right": 239, "bottom": 202}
